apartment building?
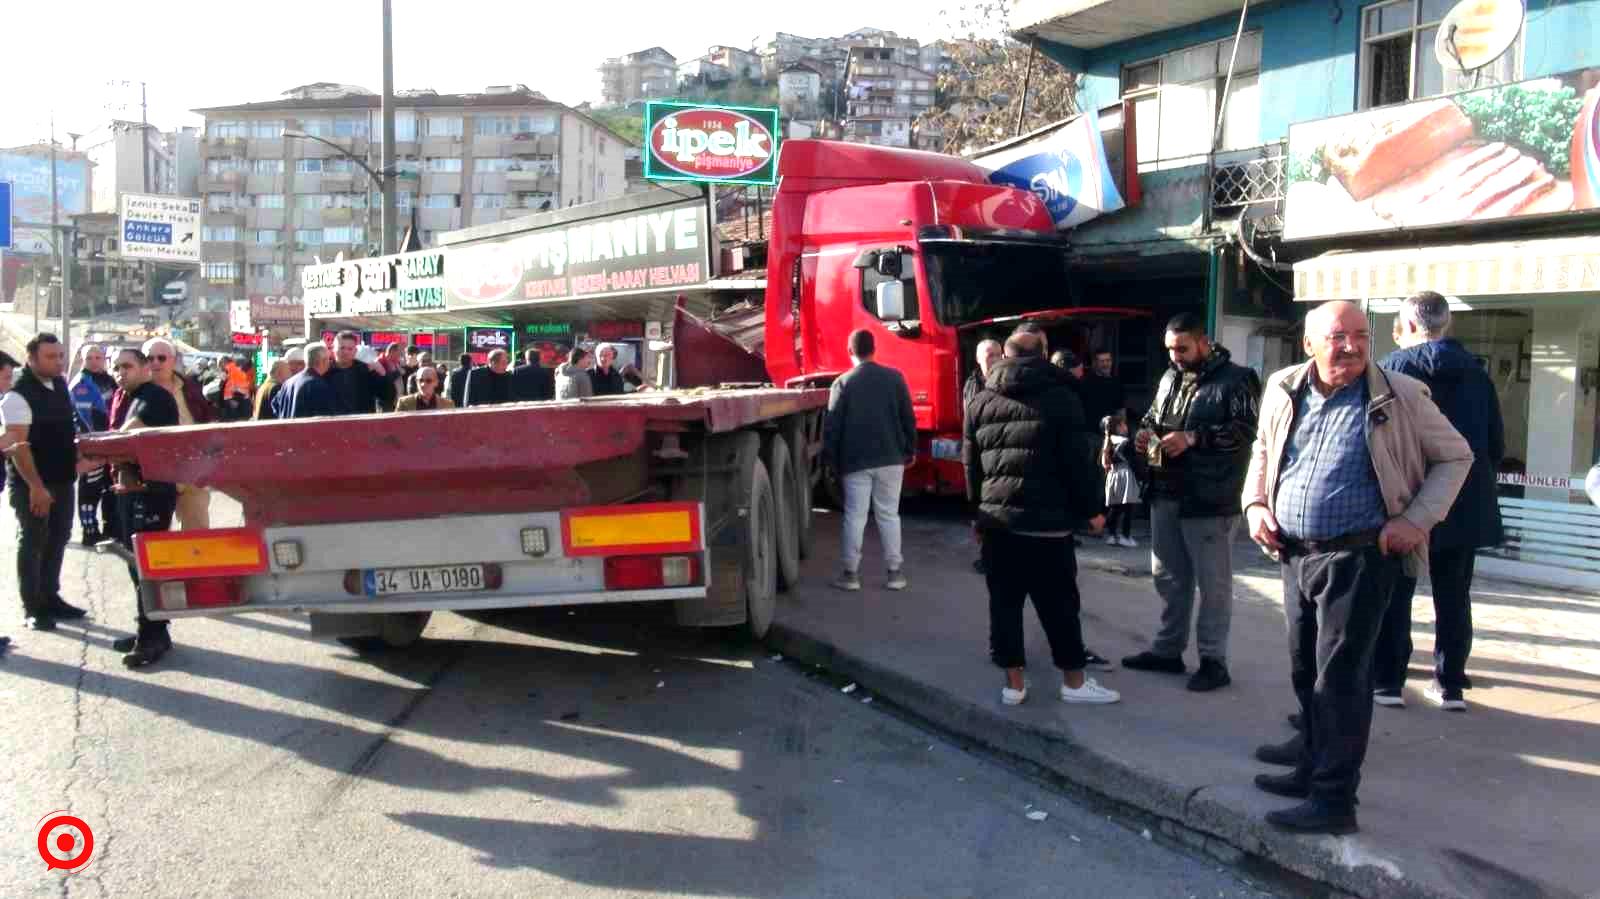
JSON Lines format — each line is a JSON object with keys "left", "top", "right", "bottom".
{"left": 705, "top": 45, "right": 763, "bottom": 81}
{"left": 82, "top": 120, "right": 200, "bottom": 214}
{"left": 192, "top": 83, "right": 628, "bottom": 310}
{"left": 843, "top": 46, "right": 936, "bottom": 148}
{"left": 597, "top": 47, "right": 678, "bottom": 107}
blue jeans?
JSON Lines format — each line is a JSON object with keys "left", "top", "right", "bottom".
{"left": 840, "top": 464, "right": 904, "bottom": 572}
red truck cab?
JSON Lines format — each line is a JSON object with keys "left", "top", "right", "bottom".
{"left": 763, "top": 140, "right": 1077, "bottom": 495}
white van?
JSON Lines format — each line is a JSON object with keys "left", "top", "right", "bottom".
{"left": 161, "top": 280, "right": 189, "bottom": 305}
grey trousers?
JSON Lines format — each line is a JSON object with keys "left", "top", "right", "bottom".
{"left": 1149, "top": 497, "right": 1237, "bottom": 663}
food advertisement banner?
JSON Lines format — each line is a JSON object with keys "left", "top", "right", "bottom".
{"left": 1285, "top": 68, "right": 1600, "bottom": 241}
{"left": 444, "top": 198, "right": 709, "bottom": 310}
{"left": 302, "top": 249, "right": 446, "bottom": 318}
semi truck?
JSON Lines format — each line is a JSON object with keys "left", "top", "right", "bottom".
{"left": 80, "top": 139, "right": 1086, "bottom": 648}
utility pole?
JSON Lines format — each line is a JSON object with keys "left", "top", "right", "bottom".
{"left": 380, "top": 0, "right": 397, "bottom": 255}
{"left": 140, "top": 81, "right": 150, "bottom": 193}
{"left": 48, "top": 113, "right": 58, "bottom": 338}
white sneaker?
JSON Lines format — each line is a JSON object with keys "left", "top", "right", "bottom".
{"left": 1001, "top": 684, "right": 1029, "bottom": 706}
{"left": 1103, "top": 535, "right": 1119, "bottom": 546}
{"left": 1373, "top": 689, "right": 1406, "bottom": 707}
{"left": 1118, "top": 536, "right": 1138, "bottom": 548}
{"left": 1060, "top": 678, "right": 1120, "bottom": 704}
{"left": 1424, "top": 683, "right": 1467, "bottom": 711}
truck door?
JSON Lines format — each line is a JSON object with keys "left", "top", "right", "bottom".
{"left": 847, "top": 246, "right": 942, "bottom": 431}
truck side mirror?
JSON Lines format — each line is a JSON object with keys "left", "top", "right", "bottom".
{"left": 875, "top": 281, "right": 906, "bottom": 321}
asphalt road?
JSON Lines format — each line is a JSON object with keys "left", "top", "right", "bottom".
{"left": 0, "top": 494, "right": 1276, "bottom": 898}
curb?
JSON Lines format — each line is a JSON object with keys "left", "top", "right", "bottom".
{"left": 767, "top": 621, "right": 1488, "bottom": 899}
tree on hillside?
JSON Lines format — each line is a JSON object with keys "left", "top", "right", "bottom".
{"left": 917, "top": 0, "right": 1079, "bottom": 156}
{"left": 589, "top": 107, "right": 643, "bottom": 145}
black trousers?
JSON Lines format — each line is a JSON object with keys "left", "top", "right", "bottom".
{"left": 77, "top": 466, "right": 115, "bottom": 534}
{"left": 12, "top": 480, "right": 75, "bottom": 617}
{"left": 117, "top": 490, "right": 177, "bottom": 639}
{"left": 1282, "top": 545, "right": 1401, "bottom": 807}
{"left": 983, "top": 531, "right": 1087, "bottom": 672}
{"left": 1105, "top": 504, "right": 1135, "bottom": 538}
{"left": 1373, "top": 546, "right": 1476, "bottom": 693}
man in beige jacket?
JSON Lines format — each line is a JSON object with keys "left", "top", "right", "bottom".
{"left": 1242, "top": 301, "right": 1470, "bottom": 835}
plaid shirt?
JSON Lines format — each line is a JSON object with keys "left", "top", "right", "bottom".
{"left": 1274, "top": 379, "right": 1388, "bottom": 541}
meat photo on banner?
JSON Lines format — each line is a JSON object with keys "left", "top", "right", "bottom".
{"left": 1284, "top": 67, "right": 1600, "bottom": 240}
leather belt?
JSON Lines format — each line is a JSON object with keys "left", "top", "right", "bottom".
{"left": 1279, "top": 528, "right": 1382, "bottom": 557}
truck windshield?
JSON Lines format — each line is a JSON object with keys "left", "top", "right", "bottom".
{"left": 922, "top": 240, "right": 1073, "bottom": 326}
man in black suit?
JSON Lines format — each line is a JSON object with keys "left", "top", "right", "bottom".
{"left": 463, "top": 349, "right": 515, "bottom": 407}
{"left": 446, "top": 354, "right": 473, "bottom": 407}
{"left": 511, "top": 348, "right": 555, "bottom": 402}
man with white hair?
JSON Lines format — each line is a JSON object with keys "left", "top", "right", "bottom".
{"left": 136, "top": 337, "right": 214, "bottom": 529}
{"left": 1244, "top": 300, "right": 1471, "bottom": 834}
{"left": 463, "top": 348, "right": 514, "bottom": 407}
{"left": 590, "top": 343, "right": 627, "bottom": 396}
{"left": 254, "top": 357, "right": 292, "bottom": 420}
{"left": 1372, "top": 291, "right": 1504, "bottom": 712}
{"left": 963, "top": 339, "right": 1003, "bottom": 409}
{"left": 285, "top": 346, "right": 306, "bottom": 377}
{"left": 272, "top": 343, "right": 342, "bottom": 418}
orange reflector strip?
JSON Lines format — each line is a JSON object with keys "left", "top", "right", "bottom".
{"left": 135, "top": 528, "right": 268, "bottom": 580}
{"left": 561, "top": 502, "right": 702, "bottom": 557}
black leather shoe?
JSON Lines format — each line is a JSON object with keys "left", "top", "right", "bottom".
{"left": 122, "top": 636, "right": 172, "bottom": 669}
{"left": 0, "top": 635, "right": 10, "bottom": 654}
{"left": 47, "top": 600, "right": 88, "bottom": 620}
{"left": 1265, "top": 800, "right": 1358, "bottom": 835}
{"left": 1288, "top": 712, "right": 1303, "bottom": 731}
{"left": 1254, "top": 771, "right": 1310, "bottom": 798}
{"left": 1255, "top": 733, "right": 1305, "bottom": 767}
{"left": 80, "top": 527, "right": 101, "bottom": 548}
{"left": 24, "top": 615, "right": 57, "bottom": 632}
{"left": 1121, "top": 651, "right": 1187, "bottom": 674}
{"left": 112, "top": 636, "right": 138, "bottom": 653}
{"left": 1187, "top": 658, "right": 1232, "bottom": 692}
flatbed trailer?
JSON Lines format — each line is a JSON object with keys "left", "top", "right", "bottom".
{"left": 80, "top": 385, "right": 827, "bottom": 649}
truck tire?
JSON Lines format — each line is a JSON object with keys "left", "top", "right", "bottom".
{"left": 766, "top": 433, "right": 803, "bottom": 591}
{"left": 782, "top": 416, "right": 816, "bottom": 560}
{"left": 744, "top": 457, "right": 779, "bottom": 640}
{"left": 336, "top": 611, "right": 432, "bottom": 651}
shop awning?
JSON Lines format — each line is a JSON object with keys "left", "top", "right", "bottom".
{"left": 1293, "top": 237, "right": 1600, "bottom": 303}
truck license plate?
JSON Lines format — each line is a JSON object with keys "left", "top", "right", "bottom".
{"left": 364, "top": 564, "right": 487, "bottom": 597}
{"left": 931, "top": 438, "right": 961, "bottom": 461}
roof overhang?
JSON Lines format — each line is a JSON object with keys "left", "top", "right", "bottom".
{"left": 1011, "top": 0, "right": 1247, "bottom": 51}
{"left": 1293, "top": 237, "right": 1600, "bottom": 304}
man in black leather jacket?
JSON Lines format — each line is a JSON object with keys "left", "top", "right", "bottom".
{"left": 1123, "top": 312, "right": 1261, "bottom": 692}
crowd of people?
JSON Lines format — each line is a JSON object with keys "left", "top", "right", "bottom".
{"left": 822, "top": 291, "right": 1499, "bottom": 836}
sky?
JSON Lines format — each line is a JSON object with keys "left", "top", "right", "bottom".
{"left": 3, "top": 0, "right": 991, "bottom": 150}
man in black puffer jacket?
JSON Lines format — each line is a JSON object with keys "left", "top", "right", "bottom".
{"left": 964, "top": 330, "right": 1119, "bottom": 707}
{"left": 1124, "top": 312, "right": 1260, "bottom": 693}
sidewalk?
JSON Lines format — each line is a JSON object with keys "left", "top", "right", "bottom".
{"left": 771, "top": 509, "right": 1600, "bottom": 899}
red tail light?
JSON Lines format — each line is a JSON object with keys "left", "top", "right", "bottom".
{"left": 156, "top": 578, "right": 246, "bottom": 610}
{"left": 604, "top": 555, "right": 702, "bottom": 591}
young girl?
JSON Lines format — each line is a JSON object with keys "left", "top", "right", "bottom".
{"left": 1100, "top": 414, "right": 1141, "bottom": 548}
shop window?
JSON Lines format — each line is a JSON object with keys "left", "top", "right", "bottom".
{"left": 1359, "top": 0, "right": 1520, "bottom": 109}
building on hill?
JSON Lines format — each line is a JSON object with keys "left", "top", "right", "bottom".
{"left": 778, "top": 64, "right": 824, "bottom": 120}
{"left": 843, "top": 45, "right": 936, "bottom": 148}
{"left": 598, "top": 47, "right": 678, "bottom": 107}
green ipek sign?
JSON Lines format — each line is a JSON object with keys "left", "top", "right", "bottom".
{"left": 643, "top": 101, "right": 780, "bottom": 187}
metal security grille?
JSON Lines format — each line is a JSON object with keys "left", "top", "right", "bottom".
{"left": 1211, "top": 146, "right": 1286, "bottom": 212}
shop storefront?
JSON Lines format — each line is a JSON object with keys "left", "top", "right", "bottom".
{"left": 302, "top": 189, "right": 750, "bottom": 384}
{"left": 1286, "top": 69, "right": 1600, "bottom": 588}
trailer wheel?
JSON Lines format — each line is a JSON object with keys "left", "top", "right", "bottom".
{"left": 336, "top": 611, "right": 432, "bottom": 652}
{"left": 744, "top": 457, "right": 779, "bottom": 640}
{"left": 766, "top": 434, "right": 803, "bottom": 591}
{"left": 782, "top": 416, "right": 816, "bottom": 560}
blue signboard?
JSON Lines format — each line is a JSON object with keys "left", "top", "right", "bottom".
{"left": 0, "top": 180, "right": 12, "bottom": 250}
{"left": 0, "top": 153, "right": 89, "bottom": 255}
{"left": 125, "top": 220, "right": 173, "bottom": 245}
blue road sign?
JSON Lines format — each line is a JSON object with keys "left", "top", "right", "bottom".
{"left": 124, "top": 219, "right": 173, "bottom": 245}
{"left": 0, "top": 180, "right": 13, "bottom": 250}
